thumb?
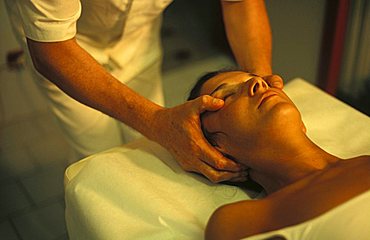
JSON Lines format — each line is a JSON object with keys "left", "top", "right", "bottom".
{"left": 263, "top": 75, "right": 284, "bottom": 89}
{"left": 193, "top": 95, "right": 224, "bottom": 114}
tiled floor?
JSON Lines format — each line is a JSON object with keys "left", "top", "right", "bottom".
{"left": 0, "top": 83, "right": 75, "bottom": 240}
{"left": 0, "top": 61, "right": 74, "bottom": 240}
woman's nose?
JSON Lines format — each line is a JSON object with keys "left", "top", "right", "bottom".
{"left": 248, "top": 77, "right": 269, "bottom": 96}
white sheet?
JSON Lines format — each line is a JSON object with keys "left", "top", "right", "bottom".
{"left": 64, "top": 79, "right": 370, "bottom": 239}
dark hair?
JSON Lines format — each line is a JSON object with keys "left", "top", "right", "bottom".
{"left": 188, "top": 71, "right": 221, "bottom": 101}
{"left": 187, "top": 67, "right": 240, "bottom": 101}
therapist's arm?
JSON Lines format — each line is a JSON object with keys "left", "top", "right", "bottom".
{"left": 221, "top": 0, "right": 283, "bottom": 88}
{"left": 27, "top": 37, "right": 244, "bottom": 182}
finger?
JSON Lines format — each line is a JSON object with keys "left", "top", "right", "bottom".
{"left": 227, "top": 175, "right": 248, "bottom": 182}
{"left": 192, "top": 95, "right": 224, "bottom": 113}
{"left": 227, "top": 171, "right": 249, "bottom": 182}
{"left": 264, "top": 75, "right": 284, "bottom": 89}
{"left": 196, "top": 162, "right": 245, "bottom": 183}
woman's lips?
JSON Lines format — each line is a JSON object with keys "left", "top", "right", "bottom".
{"left": 257, "top": 91, "right": 278, "bottom": 109}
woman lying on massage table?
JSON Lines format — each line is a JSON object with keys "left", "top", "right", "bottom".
{"left": 188, "top": 70, "right": 370, "bottom": 240}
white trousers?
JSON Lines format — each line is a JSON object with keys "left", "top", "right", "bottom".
{"left": 32, "top": 60, "right": 164, "bottom": 160}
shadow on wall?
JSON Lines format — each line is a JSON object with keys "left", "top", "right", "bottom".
{"left": 337, "top": 78, "right": 370, "bottom": 116}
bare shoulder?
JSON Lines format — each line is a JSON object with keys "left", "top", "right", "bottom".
{"left": 267, "top": 155, "right": 370, "bottom": 230}
{"left": 336, "top": 155, "right": 370, "bottom": 184}
{"left": 205, "top": 198, "right": 274, "bottom": 240}
{"left": 205, "top": 156, "right": 370, "bottom": 240}
{"left": 347, "top": 155, "right": 370, "bottom": 163}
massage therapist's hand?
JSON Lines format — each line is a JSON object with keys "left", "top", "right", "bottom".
{"left": 263, "top": 74, "right": 284, "bottom": 89}
{"left": 152, "top": 95, "right": 246, "bottom": 183}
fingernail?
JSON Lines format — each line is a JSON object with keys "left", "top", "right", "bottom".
{"left": 272, "top": 82, "right": 283, "bottom": 88}
{"left": 212, "top": 98, "right": 223, "bottom": 105}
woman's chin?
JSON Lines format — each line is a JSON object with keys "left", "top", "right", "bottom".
{"left": 265, "top": 102, "right": 301, "bottom": 125}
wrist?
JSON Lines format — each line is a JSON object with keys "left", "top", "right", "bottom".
{"left": 145, "top": 106, "right": 166, "bottom": 143}
{"left": 241, "top": 65, "right": 272, "bottom": 77}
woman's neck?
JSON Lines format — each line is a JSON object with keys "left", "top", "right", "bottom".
{"left": 249, "top": 134, "right": 340, "bottom": 194}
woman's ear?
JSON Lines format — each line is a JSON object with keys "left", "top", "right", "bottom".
{"left": 210, "top": 133, "right": 234, "bottom": 159}
{"left": 209, "top": 132, "right": 238, "bottom": 163}
{"left": 202, "top": 120, "right": 232, "bottom": 156}
{"left": 207, "top": 132, "right": 226, "bottom": 151}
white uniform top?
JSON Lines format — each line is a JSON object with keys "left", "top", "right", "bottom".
{"left": 243, "top": 189, "right": 370, "bottom": 240}
{"left": 5, "top": 0, "right": 243, "bottom": 156}
{"left": 7, "top": 0, "right": 242, "bottom": 83}
{"left": 8, "top": 0, "right": 173, "bottom": 83}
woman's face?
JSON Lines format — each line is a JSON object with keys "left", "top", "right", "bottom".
{"left": 200, "top": 71, "right": 304, "bottom": 167}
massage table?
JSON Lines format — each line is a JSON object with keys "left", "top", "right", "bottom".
{"left": 64, "top": 79, "right": 370, "bottom": 239}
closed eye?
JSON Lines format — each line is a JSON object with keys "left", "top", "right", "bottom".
{"left": 223, "top": 92, "right": 234, "bottom": 100}
{"left": 213, "top": 90, "right": 235, "bottom": 101}
{"left": 211, "top": 84, "right": 238, "bottom": 100}
{"left": 222, "top": 88, "right": 239, "bottom": 101}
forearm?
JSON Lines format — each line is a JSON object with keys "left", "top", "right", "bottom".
{"left": 221, "top": 0, "right": 272, "bottom": 76}
{"left": 27, "top": 37, "right": 161, "bottom": 139}
{"left": 26, "top": 38, "right": 245, "bottom": 183}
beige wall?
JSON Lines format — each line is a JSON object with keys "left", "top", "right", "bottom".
{"left": 266, "top": 0, "right": 326, "bottom": 84}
